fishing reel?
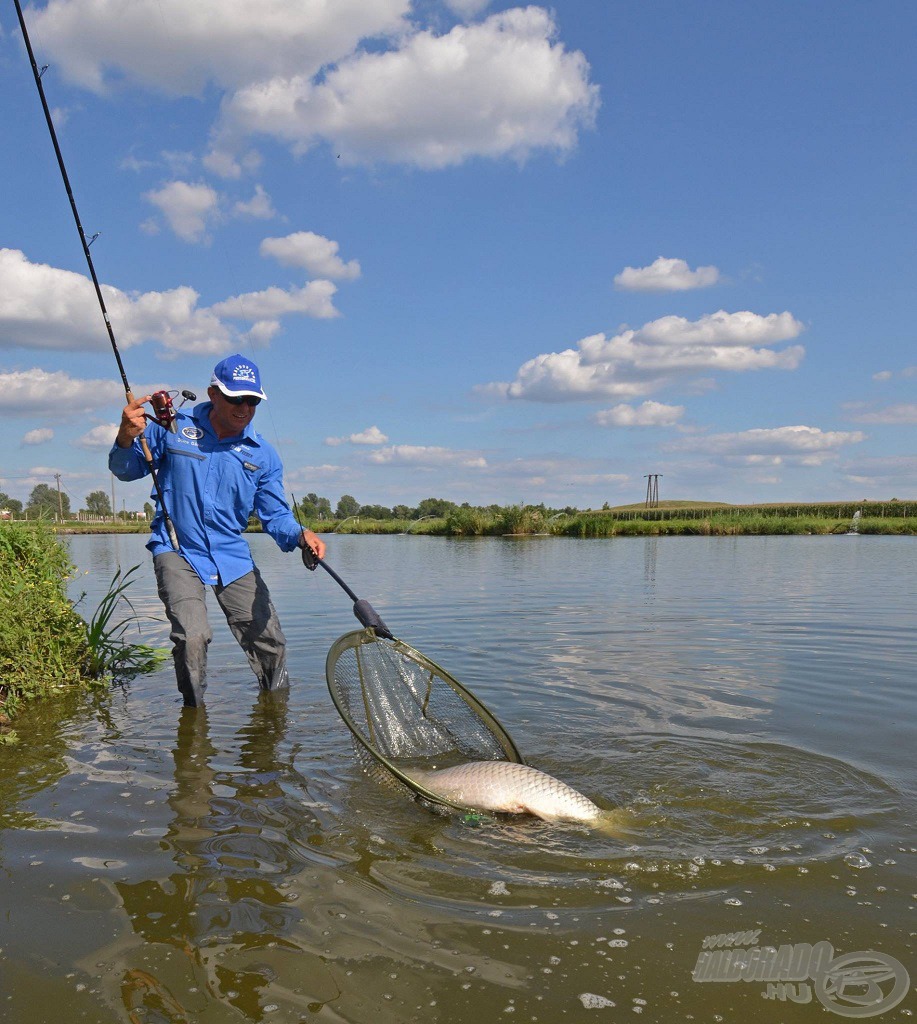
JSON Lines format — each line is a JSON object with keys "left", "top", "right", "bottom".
{"left": 145, "top": 389, "right": 196, "bottom": 433}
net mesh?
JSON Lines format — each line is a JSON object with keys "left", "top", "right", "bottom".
{"left": 326, "top": 629, "right": 521, "bottom": 798}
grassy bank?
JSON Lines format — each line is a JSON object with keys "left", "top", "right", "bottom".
{"left": 294, "top": 502, "right": 917, "bottom": 538}
{"left": 0, "top": 522, "right": 164, "bottom": 742}
{"left": 557, "top": 514, "right": 917, "bottom": 537}
{"left": 36, "top": 498, "right": 917, "bottom": 539}
{"left": 54, "top": 521, "right": 151, "bottom": 534}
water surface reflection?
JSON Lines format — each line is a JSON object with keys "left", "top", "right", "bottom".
{"left": 0, "top": 534, "right": 913, "bottom": 1022}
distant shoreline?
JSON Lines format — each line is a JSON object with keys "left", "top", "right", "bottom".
{"left": 6, "top": 498, "right": 912, "bottom": 539}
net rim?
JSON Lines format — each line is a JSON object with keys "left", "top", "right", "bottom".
{"left": 325, "top": 627, "right": 523, "bottom": 811}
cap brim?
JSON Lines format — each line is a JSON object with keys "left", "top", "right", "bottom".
{"left": 213, "top": 381, "right": 267, "bottom": 400}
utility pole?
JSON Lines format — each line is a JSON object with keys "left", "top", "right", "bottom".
{"left": 54, "top": 472, "right": 64, "bottom": 521}
{"left": 644, "top": 474, "right": 661, "bottom": 509}
{"left": 110, "top": 472, "right": 116, "bottom": 523}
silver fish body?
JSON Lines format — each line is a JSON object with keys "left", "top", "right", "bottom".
{"left": 412, "top": 760, "right": 602, "bottom": 823}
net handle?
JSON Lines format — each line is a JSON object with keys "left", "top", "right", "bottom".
{"left": 303, "top": 548, "right": 394, "bottom": 640}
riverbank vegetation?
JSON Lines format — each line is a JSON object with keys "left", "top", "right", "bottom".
{"left": 6, "top": 495, "right": 916, "bottom": 538}
{"left": 289, "top": 497, "right": 917, "bottom": 538}
{"left": 0, "top": 522, "right": 164, "bottom": 742}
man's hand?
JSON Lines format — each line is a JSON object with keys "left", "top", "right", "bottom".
{"left": 300, "top": 529, "right": 326, "bottom": 561}
{"left": 115, "top": 395, "right": 152, "bottom": 448}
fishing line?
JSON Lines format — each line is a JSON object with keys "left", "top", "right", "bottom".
{"left": 214, "top": 235, "right": 309, "bottom": 518}
{"left": 13, "top": 0, "right": 180, "bottom": 551}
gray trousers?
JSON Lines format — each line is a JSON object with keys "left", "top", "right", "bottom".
{"left": 154, "top": 552, "right": 289, "bottom": 706}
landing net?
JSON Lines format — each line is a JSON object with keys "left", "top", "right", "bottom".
{"left": 326, "top": 628, "right": 522, "bottom": 809}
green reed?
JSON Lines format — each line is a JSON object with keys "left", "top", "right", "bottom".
{"left": 79, "top": 564, "right": 168, "bottom": 680}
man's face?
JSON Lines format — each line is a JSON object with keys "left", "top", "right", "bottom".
{"left": 207, "top": 386, "right": 258, "bottom": 439}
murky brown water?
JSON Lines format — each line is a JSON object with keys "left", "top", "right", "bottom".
{"left": 1, "top": 535, "right": 914, "bottom": 1022}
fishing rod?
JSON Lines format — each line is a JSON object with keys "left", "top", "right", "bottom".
{"left": 291, "top": 493, "right": 393, "bottom": 638}
{"left": 13, "top": 0, "right": 180, "bottom": 550}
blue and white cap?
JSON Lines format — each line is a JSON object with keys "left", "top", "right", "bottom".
{"left": 210, "top": 353, "right": 267, "bottom": 400}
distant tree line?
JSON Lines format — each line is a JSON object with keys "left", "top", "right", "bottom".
{"left": 294, "top": 493, "right": 579, "bottom": 522}
{"left": 0, "top": 486, "right": 154, "bottom": 521}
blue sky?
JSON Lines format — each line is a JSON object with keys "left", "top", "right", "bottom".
{"left": 1, "top": 0, "right": 915, "bottom": 513}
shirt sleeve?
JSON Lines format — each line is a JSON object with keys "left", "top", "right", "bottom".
{"left": 108, "top": 439, "right": 149, "bottom": 481}
{"left": 252, "top": 452, "right": 303, "bottom": 552}
{"left": 108, "top": 425, "right": 168, "bottom": 481}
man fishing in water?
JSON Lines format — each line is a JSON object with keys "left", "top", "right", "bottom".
{"left": 109, "top": 353, "right": 325, "bottom": 707}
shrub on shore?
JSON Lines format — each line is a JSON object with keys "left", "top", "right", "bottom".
{"left": 0, "top": 522, "right": 165, "bottom": 742}
{"left": 0, "top": 522, "right": 91, "bottom": 726}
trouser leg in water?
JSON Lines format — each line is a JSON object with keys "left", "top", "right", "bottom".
{"left": 154, "top": 552, "right": 211, "bottom": 707}
{"left": 154, "top": 556, "right": 288, "bottom": 705}
{"left": 214, "top": 566, "right": 289, "bottom": 693}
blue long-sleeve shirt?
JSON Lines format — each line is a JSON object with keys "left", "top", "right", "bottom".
{"left": 108, "top": 402, "right": 302, "bottom": 585}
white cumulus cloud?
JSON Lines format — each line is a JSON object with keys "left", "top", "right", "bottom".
{"left": 210, "top": 280, "right": 339, "bottom": 321}
{"left": 232, "top": 184, "right": 278, "bottom": 220}
{"left": 217, "top": 7, "right": 599, "bottom": 168}
{"left": 325, "top": 426, "right": 388, "bottom": 446}
{"left": 614, "top": 256, "right": 721, "bottom": 292}
{"left": 22, "top": 428, "right": 54, "bottom": 446}
{"left": 144, "top": 181, "right": 221, "bottom": 243}
{"left": 76, "top": 424, "right": 120, "bottom": 449}
{"left": 0, "top": 369, "right": 123, "bottom": 415}
{"left": 481, "top": 310, "right": 804, "bottom": 403}
{"left": 31, "top": 0, "right": 410, "bottom": 95}
{"left": 669, "top": 425, "right": 865, "bottom": 466}
{"left": 33, "top": 2, "right": 595, "bottom": 170}
{"left": 594, "top": 401, "right": 685, "bottom": 427}
{"left": 368, "top": 445, "right": 487, "bottom": 469}
{"left": 261, "top": 232, "right": 361, "bottom": 280}
{"left": 0, "top": 249, "right": 334, "bottom": 356}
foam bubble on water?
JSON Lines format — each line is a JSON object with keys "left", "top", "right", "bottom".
{"left": 844, "top": 852, "right": 872, "bottom": 870}
{"left": 489, "top": 881, "right": 510, "bottom": 896}
{"left": 579, "top": 993, "right": 616, "bottom": 1009}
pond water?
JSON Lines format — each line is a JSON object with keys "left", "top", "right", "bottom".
{"left": 1, "top": 534, "right": 914, "bottom": 1022}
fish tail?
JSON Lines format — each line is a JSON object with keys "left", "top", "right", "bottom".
{"left": 591, "top": 809, "right": 635, "bottom": 837}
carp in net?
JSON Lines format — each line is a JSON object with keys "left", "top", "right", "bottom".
{"left": 306, "top": 551, "right": 522, "bottom": 811}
